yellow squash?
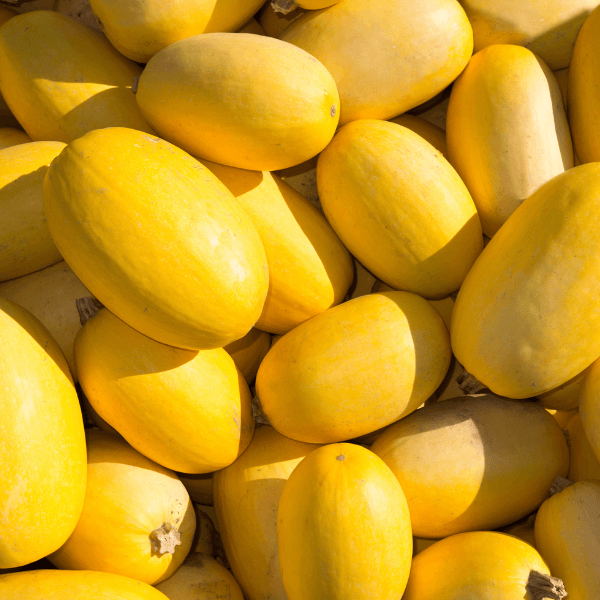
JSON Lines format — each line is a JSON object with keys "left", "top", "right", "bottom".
{"left": 0, "top": 570, "right": 169, "bottom": 600}
{"left": 371, "top": 396, "right": 569, "bottom": 537}
{"left": 318, "top": 120, "right": 482, "bottom": 298}
{"left": 504, "top": 515, "right": 537, "bottom": 548}
{"left": 200, "top": 160, "right": 353, "bottom": 333}
{"left": 389, "top": 114, "right": 447, "bottom": 157}
{"left": 49, "top": 430, "right": 196, "bottom": 585}
{"left": 403, "top": 531, "right": 556, "bottom": 599}
{"left": 258, "top": 2, "right": 305, "bottom": 37}
{"left": 451, "top": 164, "right": 600, "bottom": 398}
{"left": 569, "top": 5, "right": 600, "bottom": 164}
{"left": 535, "top": 481, "right": 600, "bottom": 599}
{"left": 281, "top": 0, "right": 472, "bottom": 124}
{"left": 565, "top": 414, "right": 600, "bottom": 482}
{"left": 75, "top": 308, "right": 254, "bottom": 474}
{"left": 88, "top": 0, "right": 265, "bottom": 63}
{"left": 236, "top": 17, "right": 265, "bottom": 35}
{"left": 0, "top": 298, "right": 86, "bottom": 569}
{"left": 546, "top": 407, "right": 579, "bottom": 429}
{"left": 43, "top": 127, "right": 268, "bottom": 350}
{"left": 213, "top": 426, "right": 319, "bottom": 600}
{"left": 447, "top": 45, "right": 572, "bottom": 237}
{"left": 0, "top": 11, "right": 152, "bottom": 142}
{"left": 0, "top": 141, "right": 64, "bottom": 281}
{"left": 0, "top": 127, "right": 31, "bottom": 150}
{"left": 256, "top": 291, "right": 451, "bottom": 443}
{"left": 537, "top": 364, "right": 590, "bottom": 410}
{"left": 459, "top": 0, "right": 598, "bottom": 69}
{"left": 278, "top": 443, "right": 412, "bottom": 600}
{"left": 178, "top": 474, "right": 213, "bottom": 506}
{"left": 137, "top": 34, "right": 339, "bottom": 171}
{"left": 223, "top": 328, "right": 271, "bottom": 384}
{"left": 579, "top": 356, "right": 600, "bottom": 462}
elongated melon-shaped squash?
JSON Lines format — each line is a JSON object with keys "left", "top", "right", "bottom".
{"left": 0, "top": 127, "right": 31, "bottom": 150}
{"left": 403, "top": 531, "right": 559, "bottom": 600}
{"left": 281, "top": 0, "right": 472, "bottom": 125}
{"left": 389, "top": 114, "right": 447, "bottom": 157}
{"left": 535, "top": 481, "right": 600, "bottom": 599}
{"left": 447, "top": 45, "right": 572, "bottom": 237}
{"left": 318, "top": 120, "right": 482, "bottom": 298}
{"left": 49, "top": 430, "right": 196, "bottom": 585}
{"left": 565, "top": 414, "right": 600, "bottom": 482}
{"left": 0, "top": 12, "right": 152, "bottom": 142}
{"left": 0, "top": 570, "right": 169, "bottom": 600}
{"left": 42, "top": 127, "right": 268, "bottom": 350}
{"left": 278, "top": 443, "right": 412, "bottom": 600}
{"left": 371, "top": 396, "right": 569, "bottom": 537}
{"left": 137, "top": 34, "right": 339, "bottom": 171}
{"left": 459, "top": 0, "right": 598, "bottom": 70}
{"left": 75, "top": 308, "right": 254, "bottom": 474}
{"left": 579, "top": 357, "right": 600, "bottom": 463}
{"left": 451, "top": 164, "right": 600, "bottom": 398}
{"left": 0, "top": 261, "right": 90, "bottom": 380}
{"left": 200, "top": 160, "right": 353, "bottom": 333}
{"left": 537, "top": 364, "right": 590, "bottom": 411}
{"left": 223, "top": 328, "right": 271, "bottom": 384}
{"left": 88, "top": 0, "right": 264, "bottom": 63}
{"left": 256, "top": 291, "right": 451, "bottom": 443}
{"left": 569, "top": 6, "right": 600, "bottom": 164}
{"left": 213, "top": 426, "right": 319, "bottom": 600}
{"left": 0, "top": 298, "right": 86, "bottom": 568}
{"left": 0, "top": 142, "right": 64, "bottom": 281}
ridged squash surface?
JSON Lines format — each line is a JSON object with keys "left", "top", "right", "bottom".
{"left": 137, "top": 34, "right": 339, "bottom": 171}
{"left": 75, "top": 308, "right": 254, "bottom": 474}
{"left": 318, "top": 120, "right": 482, "bottom": 298}
{"left": 277, "top": 443, "right": 412, "bottom": 600}
{"left": 447, "top": 45, "right": 572, "bottom": 237}
{"left": 256, "top": 291, "right": 451, "bottom": 443}
{"left": 280, "top": 0, "right": 472, "bottom": 124}
{"left": 0, "top": 298, "right": 86, "bottom": 568}
{"left": 0, "top": 11, "right": 152, "bottom": 142}
{"left": 451, "top": 164, "right": 600, "bottom": 398}
{"left": 42, "top": 127, "right": 269, "bottom": 350}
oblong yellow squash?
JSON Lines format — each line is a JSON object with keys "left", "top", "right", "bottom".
{"left": 75, "top": 308, "right": 255, "bottom": 474}
{"left": 0, "top": 261, "right": 90, "bottom": 380}
{"left": 88, "top": 0, "right": 265, "bottom": 63}
{"left": 318, "top": 120, "right": 482, "bottom": 298}
{"left": 569, "top": 5, "right": 600, "bottom": 164}
{"left": 281, "top": 0, "right": 472, "bottom": 124}
{"left": 0, "top": 11, "right": 152, "bottom": 142}
{"left": 451, "top": 164, "right": 600, "bottom": 398}
{"left": 402, "top": 531, "right": 554, "bottom": 600}
{"left": 223, "top": 328, "right": 271, "bottom": 384}
{"left": 201, "top": 160, "right": 353, "bottom": 333}
{"left": 447, "top": 45, "right": 572, "bottom": 237}
{"left": 389, "top": 114, "right": 447, "bottom": 157}
{"left": 0, "top": 298, "right": 86, "bottom": 568}
{"left": 0, "top": 570, "right": 169, "bottom": 600}
{"left": 0, "top": 127, "right": 31, "bottom": 150}
{"left": 537, "top": 364, "right": 590, "bottom": 411}
{"left": 278, "top": 443, "right": 412, "bottom": 600}
{"left": 49, "top": 430, "right": 196, "bottom": 585}
{"left": 579, "top": 356, "right": 600, "bottom": 462}
{"left": 535, "top": 481, "right": 600, "bottom": 599}
{"left": 565, "top": 413, "right": 600, "bottom": 482}
{"left": 371, "top": 396, "right": 569, "bottom": 537}
{"left": 43, "top": 127, "right": 268, "bottom": 350}
{"left": 459, "top": 0, "right": 598, "bottom": 69}
{"left": 0, "top": 141, "right": 65, "bottom": 281}
{"left": 137, "top": 34, "right": 339, "bottom": 171}
{"left": 213, "top": 426, "right": 319, "bottom": 600}
{"left": 256, "top": 291, "right": 451, "bottom": 443}
{"left": 236, "top": 17, "right": 265, "bottom": 35}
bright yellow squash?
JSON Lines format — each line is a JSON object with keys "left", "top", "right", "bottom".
{"left": 447, "top": 45, "right": 572, "bottom": 237}
{"left": 256, "top": 291, "right": 451, "bottom": 443}
{"left": 0, "top": 127, "right": 31, "bottom": 150}
{"left": 0, "top": 11, "right": 152, "bottom": 142}
{"left": 281, "top": 0, "right": 472, "bottom": 125}
{"left": 278, "top": 443, "right": 412, "bottom": 600}
{"left": 0, "top": 298, "right": 86, "bottom": 569}
{"left": 389, "top": 114, "right": 447, "bottom": 157}
{"left": 579, "top": 356, "right": 600, "bottom": 462}
{"left": 49, "top": 430, "right": 196, "bottom": 585}
{"left": 451, "top": 164, "right": 600, "bottom": 398}
{"left": 535, "top": 481, "right": 600, "bottom": 599}
{"left": 75, "top": 308, "right": 254, "bottom": 474}
{"left": 88, "top": 0, "right": 265, "bottom": 63}
{"left": 403, "top": 531, "right": 559, "bottom": 600}
{"left": 537, "top": 364, "right": 590, "bottom": 411}
{"left": 136, "top": 34, "right": 339, "bottom": 171}
{"left": 200, "top": 160, "right": 354, "bottom": 334}
{"left": 42, "top": 127, "right": 269, "bottom": 350}
{"left": 565, "top": 414, "right": 600, "bottom": 482}
{"left": 223, "top": 328, "right": 271, "bottom": 384}
{"left": 0, "top": 141, "right": 65, "bottom": 281}
{"left": 371, "top": 396, "right": 569, "bottom": 537}
{"left": 318, "top": 120, "right": 482, "bottom": 299}
{"left": 0, "top": 570, "right": 169, "bottom": 600}
{"left": 569, "top": 5, "right": 600, "bottom": 164}
{"left": 213, "top": 426, "right": 319, "bottom": 600}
